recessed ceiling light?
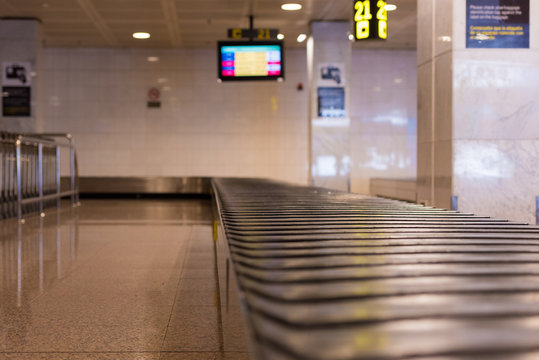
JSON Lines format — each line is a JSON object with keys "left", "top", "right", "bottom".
{"left": 281, "top": 3, "right": 302, "bottom": 11}
{"left": 147, "top": 56, "right": 159, "bottom": 62}
{"left": 277, "top": 33, "right": 285, "bottom": 40}
{"left": 132, "top": 32, "right": 151, "bottom": 39}
{"left": 348, "top": 34, "right": 355, "bottom": 41}
{"left": 385, "top": 4, "right": 397, "bottom": 11}
{"left": 297, "top": 34, "right": 307, "bottom": 43}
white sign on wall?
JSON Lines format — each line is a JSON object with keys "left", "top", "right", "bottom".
{"left": 2, "top": 62, "right": 32, "bottom": 86}
{"left": 318, "top": 63, "right": 345, "bottom": 87}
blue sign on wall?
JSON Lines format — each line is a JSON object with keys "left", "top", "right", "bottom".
{"left": 466, "top": 0, "right": 529, "bottom": 48}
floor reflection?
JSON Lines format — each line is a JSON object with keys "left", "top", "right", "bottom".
{"left": 0, "top": 208, "right": 79, "bottom": 308}
{"left": 0, "top": 199, "right": 251, "bottom": 359}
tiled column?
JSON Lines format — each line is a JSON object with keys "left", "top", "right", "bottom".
{"left": 417, "top": 0, "right": 539, "bottom": 223}
{"left": 417, "top": 0, "right": 453, "bottom": 209}
{"left": 0, "top": 19, "right": 43, "bottom": 133}
{"left": 308, "top": 21, "right": 352, "bottom": 191}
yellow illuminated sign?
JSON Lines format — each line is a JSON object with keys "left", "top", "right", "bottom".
{"left": 354, "top": 0, "right": 387, "bottom": 40}
{"left": 228, "top": 28, "right": 279, "bottom": 40}
{"left": 231, "top": 28, "right": 242, "bottom": 39}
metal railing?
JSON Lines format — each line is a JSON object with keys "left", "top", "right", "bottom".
{"left": 1, "top": 132, "right": 79, "bottom": 220}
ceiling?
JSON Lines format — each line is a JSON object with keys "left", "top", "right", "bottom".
{"left": 0, "top": 0, "right": 417, "bottom": 49}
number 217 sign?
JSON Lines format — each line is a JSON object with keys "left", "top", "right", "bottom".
{"left": 354, "top": 0, "right": 388, "bottom": 40}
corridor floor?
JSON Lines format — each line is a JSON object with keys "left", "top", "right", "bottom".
{"left": 0, "top": 199, "right": 251, "bottom": 360}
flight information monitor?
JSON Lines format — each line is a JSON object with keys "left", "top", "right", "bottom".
{"left": 218, "top": 41, "right": 284, "bottom": 81}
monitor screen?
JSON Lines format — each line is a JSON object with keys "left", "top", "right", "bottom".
{"left": 217, "top": 41, "right": 284, "bottom": 81}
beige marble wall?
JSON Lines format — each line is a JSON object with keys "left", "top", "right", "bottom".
{"left": 418, "top": 0, "right": 539, "bottom": 223}
{"left": 452, "top": 0, "right": 539, "bottom": 223}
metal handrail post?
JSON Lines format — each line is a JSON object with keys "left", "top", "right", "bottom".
{"left": 56, "top": 145, "right": 61, "bottom": 208}
{"left": 70, "top": 140, "right": 75, "bottom": 206}
{"left": 38, "top": 143, "right": 44, "bottom": 215}
{"left": 15, "top": 137, "right": 22, "bottom": 220}
{"left": 0, "top": 131, "right": 79, "bottom": 219}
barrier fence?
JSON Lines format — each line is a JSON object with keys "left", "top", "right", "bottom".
{"left": 0, "top": 132, "right": 79, "bottom": 220}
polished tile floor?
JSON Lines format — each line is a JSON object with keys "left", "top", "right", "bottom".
{"left": 0, "top": 199, "right": 251, "bottom": 360}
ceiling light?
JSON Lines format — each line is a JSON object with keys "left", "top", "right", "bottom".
{"left": 132, "top": 32, "right": 150, "bottom": 39}
{"left": 297, "top": 34, "right": 307, "bottom": 43}
{"left": 281, "top": 3, "right": 302, "bottom": 11}
{"left": 348, "top": 34, "right": 355, "bottom": 41}
{"left": 277, "top": 33, "right": 285, "bottom": 40}
{"left": 147, "top": 56, "right": 159, "bottom": 62}
{"left": 385, "top": 4, "right": 397, "bottom": 11}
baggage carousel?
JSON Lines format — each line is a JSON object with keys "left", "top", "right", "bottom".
{"left": 212, "top": 178, "right": 539, "bottom": 360}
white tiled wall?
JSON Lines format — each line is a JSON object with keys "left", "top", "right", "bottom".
{"left": 310, "top": 22, "right": 352, "bottom": 192}
{"left": 40, "top": 48, "right": 309, "bottom": 184}
{"left": 39, "top": 47, "right": 418, "bottom": 190}
{"left": 349, "top": 50, "right": 418, "bottom": 194}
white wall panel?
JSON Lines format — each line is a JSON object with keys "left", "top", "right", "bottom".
{"left": 40, "top": 47, "right": 418, "bottom": 192}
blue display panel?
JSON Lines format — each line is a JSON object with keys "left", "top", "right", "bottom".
{"left": 466, "top": 0, "right": 529, "bottom": 48}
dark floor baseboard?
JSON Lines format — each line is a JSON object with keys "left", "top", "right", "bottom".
{"left": 79, "top": 192, "right": 211, "bottom": 199}
{"left": 73, "top": 177, "right": 212, "bottom": 196}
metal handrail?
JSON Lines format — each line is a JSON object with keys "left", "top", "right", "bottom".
{"left": 1, "top": 131, "right": 79, "bottom": 220}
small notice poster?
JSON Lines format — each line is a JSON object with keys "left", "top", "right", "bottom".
{"left": 147, "top": 87, "right": 161, "bottom": 108}
{"left": 2, "top": 62, "right": 32, "bottom": 117}
{"left": 466, "top": 0, "right": 529, "bottom": 48}
{"left": 2, "top": 87, "right": 31, "bottom": 116}
{"left": 317, "top": 87, "right": 345, "bottom": 118}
